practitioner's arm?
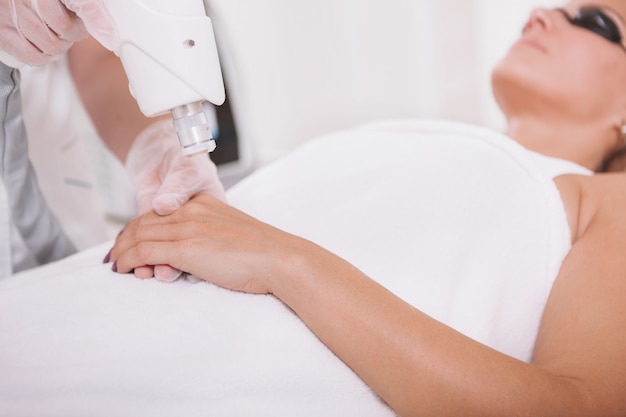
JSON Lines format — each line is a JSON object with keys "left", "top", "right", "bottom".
{"left": 67, "top": 36, "right": 163, "bottom": 162}
{"left": 108, "top": 188, "right": 626, "bottom": 416}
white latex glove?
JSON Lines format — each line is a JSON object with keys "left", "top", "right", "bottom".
{"left": 125, "top": 118, "right": 227, "bottom": 282}
{"left": 0, "top": 0, "right": 88, "bottom": 66}
{"left": 61, "top": 0, "right": 117, "bottom": 50}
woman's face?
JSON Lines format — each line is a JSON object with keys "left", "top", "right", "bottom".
{"left": 492, "top": 1, "right": 626, "bottom": 124}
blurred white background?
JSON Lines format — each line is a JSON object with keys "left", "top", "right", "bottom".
{"left": 208, "top": 0, "right": 561, "bottom": 166}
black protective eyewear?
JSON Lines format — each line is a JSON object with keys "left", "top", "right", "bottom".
{"left": 557, "top": 7, "right": 626, "bottom": 51}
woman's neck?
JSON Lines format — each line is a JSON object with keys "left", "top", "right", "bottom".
{"left": 505, "top": 116, "right": 617, "bottom": 171}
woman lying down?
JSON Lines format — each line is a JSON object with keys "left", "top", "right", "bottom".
{"left": 4, "top": 3, "right": 626, "bottom": 416}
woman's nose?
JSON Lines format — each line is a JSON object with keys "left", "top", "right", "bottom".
{"left": 522, "top": 8, "right": 553, "bottom": 34}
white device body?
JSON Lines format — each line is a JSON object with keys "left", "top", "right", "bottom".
{"left": 95, "top": 0, "right": 226, "bottom": 155}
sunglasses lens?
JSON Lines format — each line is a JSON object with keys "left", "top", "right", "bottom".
{"left": 572, "top": 7, "right": 622, "bottom": 44}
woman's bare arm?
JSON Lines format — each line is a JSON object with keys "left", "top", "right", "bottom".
{"left": 531, "top": 174, "right": 626, "bottom": 415}
{"left": 264, "top": 193, "right": 626, "bottom": 416}
{"left": 109, "top": 180, "right": 626, "bottom": 415}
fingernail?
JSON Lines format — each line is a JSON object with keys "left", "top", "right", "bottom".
{"left": 102, "top": 250, "right": 111, "bottom": 264}
{"left": 112, "top": 262, "right": 118, "bottom": 273}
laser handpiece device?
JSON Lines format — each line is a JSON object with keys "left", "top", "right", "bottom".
{"left": 79, "top": 0, "right": 226, "bottom": 156}
{"left": 0, "top": 1, "right": 225, "bottom": 156}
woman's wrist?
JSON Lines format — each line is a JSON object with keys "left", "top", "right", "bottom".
{"left": 266, "top": 236, "right": 347, "bottom": 308}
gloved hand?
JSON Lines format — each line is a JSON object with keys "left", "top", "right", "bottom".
{"left": 125, "top": 118, "right": 227, "bottom": 282}
{"left": 0, "top": 0, "right": 88, "bottom": 66}
{"left": 61, "top": 0, "right": 117, "bottom": 50}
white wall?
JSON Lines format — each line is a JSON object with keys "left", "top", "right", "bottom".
{"left": 208, "top": 0, "right": 565, "bottom": 167}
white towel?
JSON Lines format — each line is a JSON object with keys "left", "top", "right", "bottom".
{"left": 0, "top": 119, "right": 575, "bottom": 416}
{"left": 0, "top": 242, "right": 392, "bottom": 417}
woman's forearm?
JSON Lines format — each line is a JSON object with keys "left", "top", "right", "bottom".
{"left": 272, "top": 241, "right": 588, "bottom": 416}
{"left": 109, "top": 196, "right": 596, "bottom": 416}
